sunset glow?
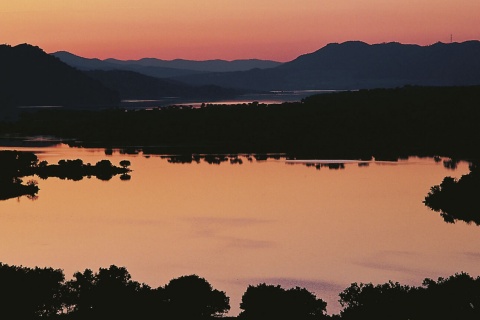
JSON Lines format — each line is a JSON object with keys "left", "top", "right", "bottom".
{"left": 2, "top": 0, "right": 479, "bottom": 61}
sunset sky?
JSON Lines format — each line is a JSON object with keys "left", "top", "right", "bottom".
{"left": 1, "top": 0, "right": 479, "bottom": 61}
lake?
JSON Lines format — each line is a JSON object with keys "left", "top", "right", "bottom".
{"left": 119, "top": 89, "right": 341, "bottom": 109}
{"left": 0, "top": 143, "right": 478, "bottom": 316}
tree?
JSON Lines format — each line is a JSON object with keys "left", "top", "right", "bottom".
{"left": 0, "top": 263, "right": 65, "bottom": 319}
{"left": 338, "top": 281, "right": 412, "bottom": 320}
{"left": 163, "top": 274, "right": 230, "bottom": 319}
{"left": 119, "top": 160, "right": 131, "bottom": 168}
{"left": 239, "top": 283, "right": 327, "bottom": 320}
{"left": 65, "top": 265, "right": 153, "bottom": 319}
{"left": 417, "top": 272, "right": 480, "bottom": 319}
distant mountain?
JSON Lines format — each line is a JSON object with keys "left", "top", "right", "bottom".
{"left": 52, "top": 51, "right": 281, "bottom": 78}
{"left": 85, "top": 70, "right": 242, "bottom": 100}
{"left": 174, "top": 41, "right": 480, "bottom": 91}
{"left": 0, "top": 44, "right": 119, "bottom": 108}
{"left": 52, "top": 51, "right": 201, "bottom": 78}
{"left": 104, "top": 57, "right": 282, "bottom": 72}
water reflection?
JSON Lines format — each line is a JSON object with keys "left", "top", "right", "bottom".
{"left": 1, "top": 143, "right": 478, "bottom": 316}
{"left": 0, "top": 150, "right": 131, "bottom": 201}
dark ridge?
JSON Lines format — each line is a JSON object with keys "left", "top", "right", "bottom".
{"left": 174, "top": 40, "right": 480, "bottom": 91}
{"left": 0, "top": 44, "right": 120, "bottom": 108}
{"left": 85, "top": 70, "right": 243, "bottom": 100}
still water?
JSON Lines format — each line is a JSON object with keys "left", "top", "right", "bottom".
{"left": 1, "top": 144, "right": 479, "bottom": 316}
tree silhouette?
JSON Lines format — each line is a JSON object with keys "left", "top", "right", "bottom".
{"left": 0, "top": 263, "right": 65, "bottom": 319}
{"left": 338, "top": 281, "right": 412, "bottom": 320}
{"left": 239, "top": 283, "right": 328, "bottom": 319}
{"left": 163, "top": 274, "right": 230, "bottom": 319}
{"left": 119, "top": 160, "right": 131, "bottom": 168}
{"left": 64, "top": 265, "right": 153, "bottom": 319}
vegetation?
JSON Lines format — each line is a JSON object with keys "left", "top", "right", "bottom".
{"left": 2, "top": 85, "right": 480, "bottom": 160}
{"left": 424, "top": 163, "right": 480, "bottom": 225}
{"left": 239, "top": 284, "right": 328, "bottom": 319}
{"left": 338, "top": 273, "right": 480, "bottom": 320}
{"left": 0, "top": 150, "right": 131, "bottom": 201}
{"left": 1, "top": 262, "right": 479, "bottom": 319}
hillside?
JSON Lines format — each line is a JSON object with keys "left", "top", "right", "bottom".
{"left": 52, "top": 51, "right": 281, "bottom": 77}
{"left": 0, "top": 44, "right": 119, "bottom": 108}
{"left": 85, "top": 70, "right": 242, "bottom": 100}
{"left": 174, "top": 41, "right": 480, "bottom": 91}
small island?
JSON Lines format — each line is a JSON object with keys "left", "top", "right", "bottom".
{"left": 424, "top": 163, "right": 480, "bottom": 225}
{"left": 0, "top": 150, "right": 131, "bottom": 201}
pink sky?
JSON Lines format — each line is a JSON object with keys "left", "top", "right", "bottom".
{"left": 1, "top": 0, "right": 479, "bottom": 61}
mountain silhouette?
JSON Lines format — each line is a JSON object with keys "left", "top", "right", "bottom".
{"left": 52, "top": 51, "right": 203, "bottom": 78}
{"left": 86, "top": 70, "right": 242, "bottom": 100}
{"left": 52, "top": 51, "right": 281, "bottom": 77}
{"left": 0, "top": 44, "right": 119, "bottom": 108}
{"left": 174, "top": 41, "right": 480, "bottom": 91}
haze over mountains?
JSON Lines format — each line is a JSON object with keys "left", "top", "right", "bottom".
{"left": 174, "top": 41, "right": 480, "bottom": 90}
{"left": 52, "top": 51, "right": 282, "bottom": 78}
{"left": 0, "top": 44, "right": 241, "bottom": 114}
{"left": 53, "top": 41, "right": 480, "bottom": 93}
{"left": 2, "top": 40, "right": 480, "bottom": 115}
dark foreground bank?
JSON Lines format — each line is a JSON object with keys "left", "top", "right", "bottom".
{"left": 1, "top": 262, "right": 479, "bottom": 320}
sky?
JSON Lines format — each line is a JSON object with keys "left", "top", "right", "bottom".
{"left": 1, "top": 0, "right": 479, "bottom": 61}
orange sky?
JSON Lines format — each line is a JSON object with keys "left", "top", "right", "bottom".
{"left": 1, "top": 0, "right": 479, "bottom": 61}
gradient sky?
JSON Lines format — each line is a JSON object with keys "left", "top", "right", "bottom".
{"left": 1, "top": 0, "right": 479, "bottom": 61}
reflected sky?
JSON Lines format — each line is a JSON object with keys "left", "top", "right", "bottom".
{"left": 0, "top": 144, "right": 477, "bottom": 316}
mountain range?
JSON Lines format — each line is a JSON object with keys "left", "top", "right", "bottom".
{"left": 53, "top": 41, "right": 480, "bottom": 92}
{"left": 51, "top": 51, "right": 282, "bottom": 78}
{"left": 0, "top": 44, "right": 242, "bottom": 114}
{"left": 173, "top": 41, "right": 480, "bottom": 91}
{"left": 2, "top": 40, "right": 480, "bottom": 114}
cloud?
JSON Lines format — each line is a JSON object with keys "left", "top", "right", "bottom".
{"left": 185, "top": 216, "right": 274, "bottom": 228}
{"left": 239, "top": 277, "right": 344, "bottom": 295}
{"left": 223, "top": 237, "right": 275, "bottom": 249}
{"left": 462, "top": 251, "right": 480, "bottom": 260}
{"left": 353, "top": 250, "right": 428, "bottom": 276}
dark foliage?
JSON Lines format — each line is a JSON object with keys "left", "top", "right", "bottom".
{"left": 1, "top": 261, "right": 480, "bottom": 319}
{"left": 0, "top": 263, "right": 65, "bottom": 319}
{"left": 64, "top": 265, "right": 158, "bottom": 320}
{"left": 338, "top": 272, "right": 480, "bottom": 320}
{"left": 163, "top": 275, "right": 230, "bottom": 319}
{"left": 338, "top": 281, "right": 413, "bottom": 320}
{"left": 239, "top": 283, "right": 328, "bottom": 320}
{"left": 0, "top": 151, "right": 130, "bottom": 201}
{"left": 424, "top": 163, "right": 480, "bottom": 225}
{"left": 0, "top": 150, "right": 40, "bottom": 200}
